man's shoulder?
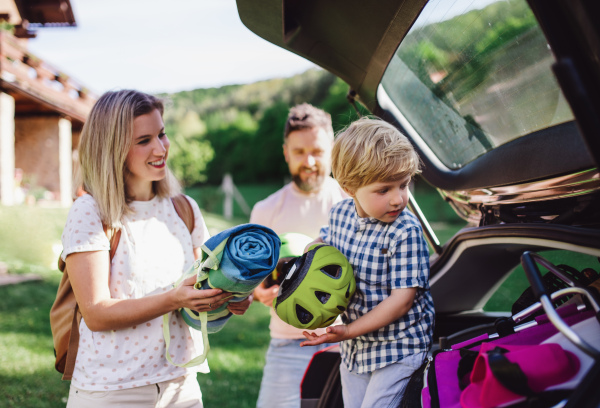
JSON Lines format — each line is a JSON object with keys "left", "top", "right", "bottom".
{"left": 252, "top": 184, "right": 290, "bottom": 210}
{"left": 250, "top": 184, "right": 292, "bottom": 226}
{"left": 321, "top": 177, "right": 347, "bottom": 197}
{"left": 254, "top": 179, "right": 345, "bottom": 208}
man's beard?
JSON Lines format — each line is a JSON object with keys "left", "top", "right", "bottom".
{"left": 291, "top": 168, "right": 325, "bottom": 192}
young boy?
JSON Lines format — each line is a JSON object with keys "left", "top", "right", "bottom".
{"left": 300, "top": 117, "right": 435, "bottom": 408}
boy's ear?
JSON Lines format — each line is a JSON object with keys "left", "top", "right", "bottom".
{"left": 343, "top": 186, "right": 355, "bottom": 197}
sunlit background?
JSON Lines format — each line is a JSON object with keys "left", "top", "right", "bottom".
{"left": 27, "top": 0, "right": 318, "bottom": 95}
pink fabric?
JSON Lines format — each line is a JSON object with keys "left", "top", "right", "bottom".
{"left": 452, "top": 334, "right": 489, "bottom": 350}
{"left": 460, "top": 343, "right": 580, "bottom": 408}
{"left": 534, "top": 303, "right": 578, "bottom": 324}
{"left": 475, "top": 309, "right": 595, "bottom": 351}
{"left": 435, "top": 350, "right": 464, "bottom": 408}
{"left": 423, "top": 304, "right": 593, "bottom": 407}
{"left": 422, "top": 386, "right": 431, "bottom": 408}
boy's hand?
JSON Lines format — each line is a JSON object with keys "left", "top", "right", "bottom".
{"left": 304, "top": 237, "right": 324, "bottom": 253}
{"left": 300, "top": 325, "right": 349, "bottom": 346}
{"left": 301, "top": 288, "right": 417, "bottom": 345}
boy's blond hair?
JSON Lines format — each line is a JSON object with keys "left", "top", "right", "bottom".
{"left": 331, "top": 117, "right": 421, "bottom": 192}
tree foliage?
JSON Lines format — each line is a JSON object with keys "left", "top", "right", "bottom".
{"left": 159, "top": 69, "right": 363, "bottom": 185}
{"left": 168, "top": 133, "right": 214, "bottom": 186}
{"left": 398, "top": 0, "right": 537, "bottom": 102}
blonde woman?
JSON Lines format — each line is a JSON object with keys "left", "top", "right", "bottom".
{"left": 62, "top": 90, "right": 250, "bottom": 407}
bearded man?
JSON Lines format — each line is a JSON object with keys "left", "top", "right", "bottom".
{"left": 251, "top": 103, "right": 347, "bottom": 408}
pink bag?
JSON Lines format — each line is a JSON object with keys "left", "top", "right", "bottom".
{"left": 419, "top": 305, "right": 593, "bottom": 408}
{"left": 460, "top": 343, "right": 580, "bottom": 408}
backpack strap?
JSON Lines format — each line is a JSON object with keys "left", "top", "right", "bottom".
{"left": 105, "top": 227, "right": 122, "bottom": 259}
{"left": 60, "top": 226, "right": 121, "bottom": 380}
{"left": 57, "top": 226, "right": 121, "bottom": 272}
{"left": 62, "top": 301, "right": 80, "bottom": 380}
{"left": 171, "top": 194, "right": 195, "bottom": 234}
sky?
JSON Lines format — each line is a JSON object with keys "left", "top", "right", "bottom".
{"left": 26, "top": 0, "right": 317, "bottom": 96}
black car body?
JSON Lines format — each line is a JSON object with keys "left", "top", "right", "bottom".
{"left": 236, "top": 0, "right": 600, "bottom": 406}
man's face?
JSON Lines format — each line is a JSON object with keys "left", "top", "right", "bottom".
{"left": 283, "top": 127, "right": 332, "bottom": 193}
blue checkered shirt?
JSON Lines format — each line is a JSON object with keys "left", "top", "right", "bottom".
{"left": 320, "top": 198, "right": 435, "bottom": 374}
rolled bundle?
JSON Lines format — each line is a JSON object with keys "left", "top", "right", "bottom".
{"left": 183, "top": 223, "right": 281, "bottom": 333}
{"left": 165, "top": 223, "right": 280, "bottom": 367}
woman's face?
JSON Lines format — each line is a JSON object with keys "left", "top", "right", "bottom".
{"left": 125, "top": 109, "right": 170, "bottom": 197}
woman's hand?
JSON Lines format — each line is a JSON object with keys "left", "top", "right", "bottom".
{"left": 68, "top": 252, "right": 232, "bottom": 331}
{"left": 227, "top": 294, "right": 253, "bottom": 315}
{"left": 173, "top": 276, "right": 231, "bottom": 313}
{"left": 300, "top": 325, "right": 349, "bottom": 347}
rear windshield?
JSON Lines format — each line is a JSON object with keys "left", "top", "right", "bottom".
{"left": 381, "top": 0, "right": 573, "bottom": 169}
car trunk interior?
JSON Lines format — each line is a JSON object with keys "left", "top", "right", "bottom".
{"left": 237, "top": 0, "right": 600, "bottom": 337}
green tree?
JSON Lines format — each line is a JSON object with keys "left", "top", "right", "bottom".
{"left": 166, "top": 112, "right": 213, "bottom": 186}
{"left": 321, "top": 77, "right": 366, "bottom": 133}
{"left": 251, "top": 102, "right": 291, "bottom": 182}
{"left": 204, "top": 111, "right": 259, "bottom": 184}
{"left": 160, "top": 68, "right": 362, "bottom": 185}
{"left": 168, "top": 133, "right": 214, "bottom": 186}
{"left": 178, "top": 111, "right": 207, "bottom": 138}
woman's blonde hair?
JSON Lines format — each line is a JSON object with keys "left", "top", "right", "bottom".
{"left": 332, "top": 117, "right": 421, "bottom": 192}
{"left": 78, "top": 89, "right": 180, "bottom": 228}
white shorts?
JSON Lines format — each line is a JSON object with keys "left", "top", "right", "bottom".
{"left": 66, "top": 374, "right": 203, "bottom": 408}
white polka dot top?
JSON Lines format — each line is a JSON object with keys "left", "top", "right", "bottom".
{"left": 60, "top": 194, "right": 210, "bottom": 391}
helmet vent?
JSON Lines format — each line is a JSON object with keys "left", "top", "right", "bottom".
{"left": 320, "top": 264, "right": 342, "bottom": 278}
{"left": 337, "top": 306, "right": 346, "bottom": 312}
{"left": 315, "top": 291, "right": 331, "bottom": 304}
{"left": 279, "top": 257, "right": 303, "bottom": 293}
{"left": 296, "top": 304, "right": 313, "bottom": 324}
{"left": 323, "top": 316, "right": 336, "bottom": 325}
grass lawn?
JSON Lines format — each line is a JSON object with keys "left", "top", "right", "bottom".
{"left": 0, "top": 274, "right": 271, "bottom": 408}
{"left": 0, "top": 184, "right": 530, "bottom": 407}
{"left": 196, "top": 303, "right": 271, "bottom": 408}
{"left": 0, "top": 276, "right": 70, "bottom": 408}
{"left": 0, "top": 205, "right": 269, "bottom": 408}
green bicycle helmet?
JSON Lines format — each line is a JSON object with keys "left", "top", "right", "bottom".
{"left": 264, "top": 233, "right": 313, "bottom": 288}
{"left": 273, "top": 243, "right": 355, "bottom": 330}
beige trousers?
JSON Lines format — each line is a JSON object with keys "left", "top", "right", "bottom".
{"left": 66, "top": 374, "right": 203, "bottom": 408}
